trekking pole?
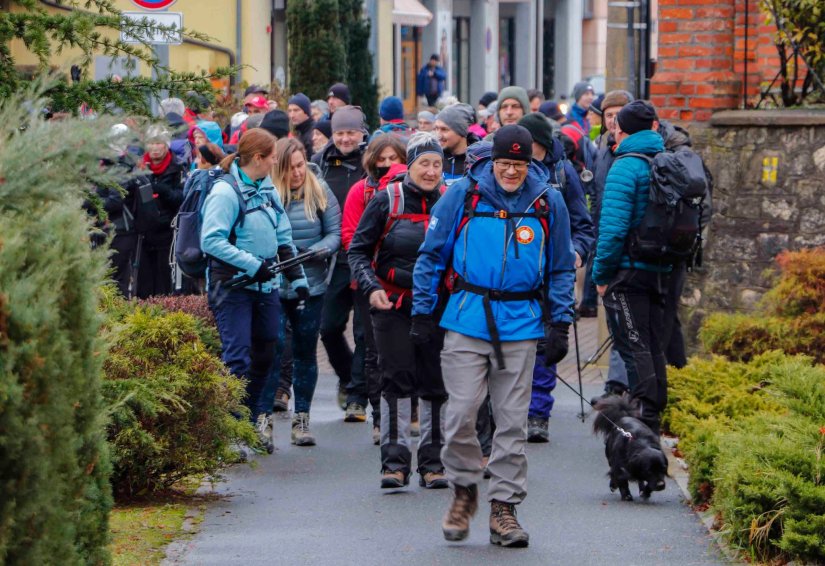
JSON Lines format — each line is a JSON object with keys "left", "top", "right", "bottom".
{"left": 581, "top": 334, "right": 613, "bottom": 372}
{"left": 572, "top": 317, "right": 586, "bottom": 422}
{"left": 128, "top": 233, "right": 144, "bottom": 300}
{"left": 222, "top": 249, "right": 323, "bottom": 291}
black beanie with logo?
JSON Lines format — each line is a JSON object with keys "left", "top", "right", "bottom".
{"left": 492, "top": 125, "right": 533, "bottom": 162}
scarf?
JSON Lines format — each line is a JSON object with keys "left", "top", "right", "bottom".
{"left": 143, "top": 150, "right": 172, "bottom": 176}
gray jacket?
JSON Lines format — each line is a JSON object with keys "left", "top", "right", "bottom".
{"left": 279, "top": 180, "right": 341, "bottom": 299}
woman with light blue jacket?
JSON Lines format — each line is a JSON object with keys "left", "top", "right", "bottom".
{"left": 268, "top": 137, "right": 341, "bottom": 446}
{"left": 200, "top": 128, "right": 308, "bottom": 457}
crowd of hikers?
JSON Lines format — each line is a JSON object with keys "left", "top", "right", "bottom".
{"left": 95, "top": 75, "right": 711, "bottom": 548}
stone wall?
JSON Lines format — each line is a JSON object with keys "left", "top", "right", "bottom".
{"left": 683, "top": 110, "right": 825, "bottom": 338}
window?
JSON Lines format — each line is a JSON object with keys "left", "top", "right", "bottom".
{"left": 452, "top": 17, "right": 470, "bottom": 102}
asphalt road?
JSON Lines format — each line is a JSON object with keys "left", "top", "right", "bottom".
{"left": 166, "top": 369, "right": 728, "bottom": 566}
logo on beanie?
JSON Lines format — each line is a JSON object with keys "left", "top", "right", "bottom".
{"left": 511, "top": 143, "right": 521, "bottom": 153}
{"left": 516, "top": 226, "right": 534, "bottom": 245}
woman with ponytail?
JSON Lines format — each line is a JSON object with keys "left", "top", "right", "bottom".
{"left": 201, "top": 128, "right": 309, "bottom": 458}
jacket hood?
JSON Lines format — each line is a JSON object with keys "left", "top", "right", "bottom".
{"left": 468, "top": 159, "right": 550, "bottom": 212}
{"left": 195, "top": 120, "right": 224, "bottom": 148}
{"left": 657, "top": 120, "right": 692, "bottom": 151}
{"left": 320, "top": 140, "right": 365, "bottom": 162}
{"left": 615, "top": 129, "right": 664, "bottom": 156}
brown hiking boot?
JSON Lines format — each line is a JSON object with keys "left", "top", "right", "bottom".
{"left": 419, "top": 470, "right": 449, "bottom": 489}
{"left": 380, "top": 470, "right": 408, "bottom": 489}
{"left": 442, "top": 484, "right": 478, "bottom": 541}
{"left": 489, "top": 500, "right": 529, "bottom": 547}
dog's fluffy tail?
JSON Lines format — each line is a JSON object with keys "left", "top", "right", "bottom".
{"left": 593, "top": 395, "right": 638, "bottom": 436}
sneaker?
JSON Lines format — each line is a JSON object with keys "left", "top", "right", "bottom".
{"left": 255, "top": 413, "right": 274, "bottom": 454}
{"left": 489, "top": 500, "right": 529, "bottom": 547}
{"left": 527, "top": 417, "right": 550, "bottom": 443}
{"left": 372, "top": 425, "right": 380, "bottom": 446}
{"left": 419, "top": 470, "right": 449, "bottom": 489}
{"left": 337, "top": 383, "right": 347, "bottom": 410}
{"left": 380, "top": 470, "right": 409, "bottom": 489}
{"left": 482, "top": 456, "right": 491, "bottom": 479}
{"left": 273, "top": 389, "right": 290, "bottom": 412}
{"left": 344, "top": 402, "right": 367, "bottom": 423}
{"left": 442, "top": 484, "right": 478, "bottom": 541}
{"left": 291, "top": 412, "right": 316, "bottom": 446}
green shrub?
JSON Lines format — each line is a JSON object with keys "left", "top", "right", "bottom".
{"left": 0, "top": 91, "right": 114, "bottom": 564}
{"left": 137, "top": 294, "right": 220, "bottom": 356}
{"left": 104, "top": 308, "right": 255, "bottom": 499}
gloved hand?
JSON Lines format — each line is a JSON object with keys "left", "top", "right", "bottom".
{"left": 252, "top": 259, "right": 276, "bottom": 283}
{"left": 410, "top": 314, "right": 436, "bottom": 345}
{"left": 543, "top": 323, "right": 570, "bottom": 366}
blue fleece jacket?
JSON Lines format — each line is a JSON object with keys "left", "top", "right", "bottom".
{"left": 592, "top": 129, "right": 668, "bottom": 286}
{"left": 200, "top": 161, "right": 307, "bottom": 293}
{"left": 412, "top": 159, "right": 576, "bottom": 342}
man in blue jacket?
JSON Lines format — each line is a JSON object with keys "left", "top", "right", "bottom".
{"left": 412, "top": 125, "right": 575, "bottom": 547}
{"left": 518, "top": 112, "right": 594, "bottom": 442}
{"left": 592, "top": 100, "right": 669, "bottom": 436}
{"left": 416, "top": 54, "right": 446, "bottom": 107}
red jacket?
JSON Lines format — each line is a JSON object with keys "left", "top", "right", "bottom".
{"left": 341, "top": 163, "right": 408, "bottom": 250}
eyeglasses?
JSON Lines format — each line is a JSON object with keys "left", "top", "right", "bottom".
{"left": 494, "top": 160, "right": 528, "bottom": 172}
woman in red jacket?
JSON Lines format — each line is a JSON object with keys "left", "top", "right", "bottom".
{"left": 342, "top": 135, "right": 407, "bottom": 444}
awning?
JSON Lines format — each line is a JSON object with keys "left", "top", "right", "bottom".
{"left": 393, "top": 0, "right": 432, "bottom": 27}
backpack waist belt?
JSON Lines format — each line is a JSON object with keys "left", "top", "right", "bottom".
{"left": 452, "top": 276, "right": 542, "bottom": 370}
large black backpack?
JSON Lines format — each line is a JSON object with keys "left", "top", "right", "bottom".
{"left": 619, "top": 149, "right": 709, "bottom": 266}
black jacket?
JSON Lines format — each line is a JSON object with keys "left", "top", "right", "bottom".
{"left": 348, "top": 175, "right": 440, "bottom": 298}
{"left": 135, "top": 158, "right": 184, "bottom": 241}
{"left": 294, "top": 118, "right": 316, "bottom": 160}
{"left": 97, "top": 156, "right": 151, "bottom": 236}
{"left": 311, "top": 142, "right": 366, "bottom": 209}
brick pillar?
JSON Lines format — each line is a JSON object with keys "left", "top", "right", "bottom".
{"left": 650, "top": 0, "right": 741, "bottom": 121}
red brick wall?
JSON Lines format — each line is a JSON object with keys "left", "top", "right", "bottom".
{"left": 651, "top": 0, "right": 780, "bottom": 121}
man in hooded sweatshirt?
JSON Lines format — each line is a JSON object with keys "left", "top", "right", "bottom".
{"left": 566, "top": 81, "right": 596, "bottom": 134}
{"left": 413, "top": 125, "right": 575, "bottom": 548}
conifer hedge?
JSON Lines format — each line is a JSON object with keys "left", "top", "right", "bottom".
{"left": 0, "top": 91, "right": 114, "bottom": 564}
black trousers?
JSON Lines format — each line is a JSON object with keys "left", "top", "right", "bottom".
{"left": 136, "top": 235, "right": 172, "bottom": 298}
{"left": 663, "top": 264, "right": 687, "bottom": 369}
{"left": 110, "top": 233, "right": 137, "bottom": 297}
{"left": 320, "top": 262, "right": 355, "bottom": 386}
{"left": 602, "top": 269, "right": 669, "bottom": 434}
{"left": 373, "top": 306, "right": 446, "bottom": 475}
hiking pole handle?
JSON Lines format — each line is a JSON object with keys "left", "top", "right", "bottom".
{"left": 222, "top": 249, "right": 323, "bottom": 291}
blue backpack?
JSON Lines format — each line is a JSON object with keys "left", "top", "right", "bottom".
{"left": 173, "top": 168, "right": 244, "bottom": 279}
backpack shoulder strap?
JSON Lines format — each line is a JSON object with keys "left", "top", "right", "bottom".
{"left": 533, "top": 192, "right": 551, "bottom": 240}
{"left": 616, "top": 151, "right": 653, "bottom": 163}
{"left": 374, "top": 182, "right": 404, "bottom": 262}
{"left": 454, "top": 185, "right": 482, "bottom": 239}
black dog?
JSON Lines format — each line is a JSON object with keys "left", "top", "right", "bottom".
{"left": 593, "top": 396, "right": 668, "bottom": 501}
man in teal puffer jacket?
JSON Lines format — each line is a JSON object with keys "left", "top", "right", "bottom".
{"left": 592, "top": 100, "right": 669, "bottom": 435}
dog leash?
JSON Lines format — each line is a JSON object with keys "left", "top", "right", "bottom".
{"left": 547, "top": 366, "right": 634, "bottom": 440}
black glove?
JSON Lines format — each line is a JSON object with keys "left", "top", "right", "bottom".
{"left": 543, "top": 323, "right": 570, "bottom": 366}
{"left": 410, "top": 314, "right": 436, "bottom": 345}
{"left": 252, "top": 259, "right": 276, "bottom": 283}
{"left": 295, "top": 286, "right": 309, "bottom": 301}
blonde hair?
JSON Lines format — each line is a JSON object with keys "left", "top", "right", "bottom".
{"left": 273, "top": 138, "right": 327, "bottom": 221}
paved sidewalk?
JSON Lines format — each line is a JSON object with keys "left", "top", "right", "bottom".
{"left": 166, "top": 319, "right": 729, "bottom": 566}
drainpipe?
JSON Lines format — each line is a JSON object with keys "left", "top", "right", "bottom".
{"left": 40, "top": 0, "right": 238, "bottom": 86}
{"left": 236, "top": 0, "right": 243, "bottom": 87}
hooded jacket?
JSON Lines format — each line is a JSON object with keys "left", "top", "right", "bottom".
{"left": 541, "top": 137, "right": 595, "bottom": 262}
{"left": 200, "top": 160, "right": 308, "bottom": 294}
{"left": 294, "top": 117, "right": 316, "bottom": 159}
{"left": 341, "top": 162, "right": 408, "bottom": 249}
{"left": 311, "top": 141, "right": 366, "bottom": 209}
{"left": 592, "top": 129, "right": 668, "bottom": 286}
{"left": 412, "top": 159, "right": 576, "bottom": 342}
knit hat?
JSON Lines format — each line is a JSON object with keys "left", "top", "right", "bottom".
{"left": 145, "top": 124, "right": 171, "bottom": 145}
{"left": 314, "top": 119, "right": 332, "bottom": 139}
{"left": 379, "top": 96, "right": 405, "bottom": 121}
{"left": 288, "top": 93, "right": 312, "bottom": 118}
{"left": 247, "top": 95, "right": 269, "bottom": 110}
{"left": 539, "top": 101, "right": 565, "bottom": 121}
{"left": 230, "top": 112, "right": 249, "bottom": 130}
{"left": 492, "top": 125, "right": 533, "bottom": 162}
{"left": 572, "top": 81, "right": 595, "bottom": 103}
{"left": 330, "top": 105, "right": 365, "bottom": 133}
{"left": 590, "top": 94, "right": 605, "bottom": 117}
{"left": 260, "top": 109, "right": 290, "bottom": 138}
{"left": 478, "top": 91, "right": 498, "bottom": 108}
{"left": 601, "top": 89, "right": 635, "bottom": 112}
{"left": 246, "top": 114, "right": 265, "bottom": 130}
{"left": 617, "top": 100, "right": 658, "bottom": 135}
{"left": 497, "top": 86, "right": 530, "bottom": 116}
{"left": 244, "top": 84, "right": 268, "bottom": 97}
{"left": 417, "top": 110, "right": 435, "bottom": 124}
{"left": 406, "top": 131, "right": 443, "bottom": 167}
{"left": 436, "top": 103, "right": 475, "bottom": 138}
{"left": 518, "top": 112, "right": 556, "bottom": 151}
{"left": 327, "top": 82, "right": 351, "bottom": 104}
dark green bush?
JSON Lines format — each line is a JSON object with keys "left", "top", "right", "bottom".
{"left": 0, "top": 93, "right": 114, "bottom": 564}
{"left": 667, "top": 352, "right": 825, "bottom": 563}
{"left": 137, "top": 294, "right": 220, "bottom": 356}
{"left": 104, "top": 308, "right": 256, "bottom": 499}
